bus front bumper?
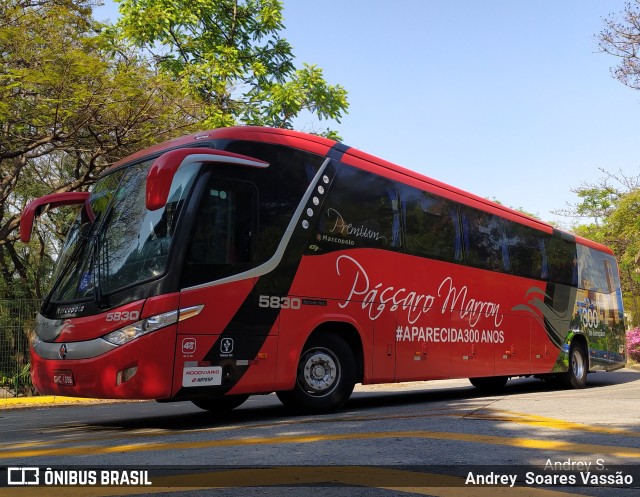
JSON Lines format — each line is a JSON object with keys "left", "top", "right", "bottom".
{"left": 30, "top": 326, "right": 176, "bottom": 400}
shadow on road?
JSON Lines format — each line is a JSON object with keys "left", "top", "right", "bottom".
{"left": 80, "top": 368, "right": 640, "bottom": 432}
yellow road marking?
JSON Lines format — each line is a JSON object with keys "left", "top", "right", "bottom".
{"left": 467, "top": 408, "right": 640, "bottom": 437}
{"left": 1, "top": 429, "right": 639, "bottom": 459}
{"left": 4, "top": 406, "right": 637, "bottom": 454}
{"left": 1, "top": 408, "right": 632, "bottom": 496}
{"left": 0, "top": 467, "right": 596, "bottom": 497}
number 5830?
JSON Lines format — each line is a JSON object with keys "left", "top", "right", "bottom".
{"left": 258, "top": 295, "right": 301, "bottom": 310}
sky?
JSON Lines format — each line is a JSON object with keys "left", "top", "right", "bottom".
{"left": 95, "top": 1, "right": 640, "bottom": 228}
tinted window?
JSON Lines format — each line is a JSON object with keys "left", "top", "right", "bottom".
{"left": 52, "top": 160, "right": 199, "bottom": 300}
{"left": 546, "top": 236, "right": 577, "bottom": 286}
{"left": 577, "top": 245, "right": 620, "bottom": 293}
{"left": 506, "top": 223, "right": 548, "bottom": 279}
{"left": 461, "top": 207, "right": 509, "bottom": 272}
{"left": 183, "top": 178, "right": 257, "bottom": 285}
{"left": 50, "top": 168, "right": 127, "bottom": 302}
{"left": 317, "top": 166, "right": 401, "bottom": 251}
{"left": 400, "top": 185, "right": 461, "bottom": 262}
{"left": 223, "top": 141, "right": 324, "bottom": 264}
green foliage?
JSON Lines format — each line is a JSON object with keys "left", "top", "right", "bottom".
{"left": 0, "top": 0, "right": 204, "bottom": 300}
{"left": 570, "top": 176, "right": 640, "bottom": 327}
{"left": 607, "top": 190, "right": 640, "bottom": 263}
{"left": 0, "top": 363, "right": 34, "bottom": 397}
{"left": 0, "top": 299, "right": 37, "bottom": 397}
{"left": 116, "top": 0, "right": 348, "bottom": 131}
{"left": 1, "top": 1, "right": 349, "bottom": 303}
{"left": 0, "top": 1, "right": 350, "bottom": 394}
{"left": 596, "top": 3, "right": 640, "bottom": 326}
{"left": 573, "top": 185, "right": 619, "bottom": 226}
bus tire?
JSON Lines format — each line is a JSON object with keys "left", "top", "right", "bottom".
{"left": 191, "top": 394, "right": 249, "bottom": 412}
{"left": 469, "top": 376, "right": 508, "bottom": 392}
{"left": 562, "top": 343, "right": 588, "bottom": 389}
{"left": 277, "top": 334, "right": 356, "bottom": 413}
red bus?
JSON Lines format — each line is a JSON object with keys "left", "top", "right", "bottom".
{"left": 21, "top": 126, "right": 626, "bottom": 413}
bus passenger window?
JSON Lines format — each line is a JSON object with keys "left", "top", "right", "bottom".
{"left": 317, "top": 166, "right": 400, "bottom": 251}
{"left": 400, "top": 186, "right": 460, "bottom": 263}
{"left": 546, "top": 236, "right": 577, "bottom": 286}
{"left": 183, "top": 178, "right": 257, "bottom": 286}
{"left": 461, "top": 207, "right": 509, "bottom": 272}
{"left": 576, "top": 245, "right": 618, "bottom": 293}
{"left": 506, "top": 223, "right": 547, "bottom": 279}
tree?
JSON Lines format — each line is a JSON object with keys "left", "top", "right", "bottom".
{"left": 0, "top": 0, "right": 203, "bottom": 299}
{"left": 595, "top": 2, "right": 640, "bottom": 326}
{"left": 567, "top": 172, "right": 640, "bottom": 326}
{"left": 599, "top": 0, "right": 640, "bottom": 90}
{"left": 1, "top": 0, "right": 350, "bottom": 300}
{"left": 553, "top": 171, "right": 630, "bottom": 228}
{"left": 117, "top": 0, "right": 349, "bottom": 136}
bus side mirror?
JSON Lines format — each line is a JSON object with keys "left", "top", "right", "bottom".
{"left": 20, "top": 192, "right": 91, "bottom": 243}
{"left": 146, "top": 148, "right": 269, "bottom": 211}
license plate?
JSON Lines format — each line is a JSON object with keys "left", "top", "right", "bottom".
{"left": 53, "top": 370, "right": 74, "bottom": 386}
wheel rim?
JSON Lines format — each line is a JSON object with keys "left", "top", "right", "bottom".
{"left": 300, "top": 348, "right": 339, "bottom": 396}
{"left": 571, "top": 349, "right": 585, "bottom": 380}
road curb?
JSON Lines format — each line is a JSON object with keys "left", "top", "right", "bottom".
{"left": 0, "top": 396, "right": 120, "bottom": 410}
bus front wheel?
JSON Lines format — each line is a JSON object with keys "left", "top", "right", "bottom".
{"left": 562, "top": 343, "right": 588, "bottom": 389}
{"left": 277, "top": 334, "right": 356, "bottom": 413}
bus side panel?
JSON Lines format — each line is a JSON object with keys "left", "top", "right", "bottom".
{"left": 495, "top": 314, "right": 532, "bottom": 376}
{"left": 226, "top": 335, "right": 279, "bottom": 395}
{"left": 576, "top": 287, "right": 626, "bottom": 371}
{"left": 276, "top": 302, "right": 370, "bottom": 390}
{"left": 178, "top": 278, "right": 257, "bottom": 335}
{"left": 449, "top": 311, "right": 495, "bottom": 378}
{"left": 171, "top": 333, "right": 217, "bottom": 396}
{"left": 371, "top": 310, "right": 395, "bottom": 383}
{"left": 286, "top": 252, "right": 403, "bottom": 386}
{"left": 530, "top": 317, "right": 557, "bottom": 373}
{"left": 287, "top": 250, "right": 576, "bottom": 384}
{"left": 394, "top": 308, "right": 451, "bottom": 381}
{"left": 173, "top": 279, "right": 279, "bottom": 398}
{"left": 172, "top": 321, "right": 279, "bottom": 399}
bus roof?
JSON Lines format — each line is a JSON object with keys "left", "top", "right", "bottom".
{"left": 109, "top": 126, "right": 613, "bottom": 255}
{"left": 108, "top": 126, "right": 337, "bottom": 170}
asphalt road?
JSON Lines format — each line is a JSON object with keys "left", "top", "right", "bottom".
{"left": 1, "top": 368, "right": 640, "bottom": 497}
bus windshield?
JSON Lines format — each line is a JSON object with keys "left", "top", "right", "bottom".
{"left": 47, "top": 160, "right": 199, "bottom": 304}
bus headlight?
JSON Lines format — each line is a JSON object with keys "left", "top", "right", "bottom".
{"left": 102, "top": 305, "right": 203, "bottom": 346}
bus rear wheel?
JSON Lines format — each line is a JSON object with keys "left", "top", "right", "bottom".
{"left": 562, "top": 343, "right": 588, "bottom": 389}
{"left": 277, "top": 334, "right": 356, "bottom": 413}
{"left": 469, "top": 376, "right": 508, "bottom": 392}
{"left": 191, "top": 394, "right": 249, "bottom": 412}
